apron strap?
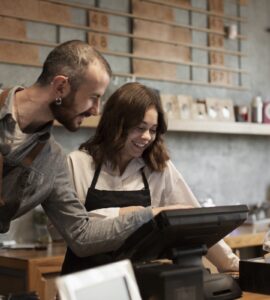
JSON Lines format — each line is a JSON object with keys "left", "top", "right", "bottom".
{"left": 0, "top": 154, "right": 4, "bottom": 207}
{"left": 141, "top": 168, "right": 149, "bottom": 190}
{"left": 90, "top": 164, "right": 149, "bottom": 190}
{"left": 0, "top": 89, "right": 46, "bottom": 205}
{"left": 90, "top": 164, "right": 102, "bottom": 189}
{"left": 0, "top": 89, "right": 10, "bottom": 207}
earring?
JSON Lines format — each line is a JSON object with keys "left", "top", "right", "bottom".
{"left": 55, "top": 97, "right": 62, "bottom": 106}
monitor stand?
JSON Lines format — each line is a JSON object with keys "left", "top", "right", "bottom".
{"left": 170, "top": 245, "right": 208, "bottom": 269}
{"left": 134, "top": 245, "right": 242, "bottom": 300}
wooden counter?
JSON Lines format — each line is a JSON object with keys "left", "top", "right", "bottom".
{"left": 243, "top": 292, "right": 270, "bottom": 299}
{"left": 0, "top": 242, "right": 66, "bottom": 300}
{"left": 224, "top": 223, "right": 269, "bottom": 249}
{"left": 0, "top": 225, "right": 269, "bottom": 300}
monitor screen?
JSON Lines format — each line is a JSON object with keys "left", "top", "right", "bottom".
{"left": 56, "top": 259, "right": 142, "bottom": 300}
{"left": 115, "top": 205, "right": 248, "bottom": 262}
{"left": 75, "top": 276, "right": 131, "bottom": 300}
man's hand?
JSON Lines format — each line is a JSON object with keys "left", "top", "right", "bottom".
{"left": 119, "top": 206, "right": 144, "bottom": 215}
{"left": 152, "top": 204, "right": 193, "bottom": 216}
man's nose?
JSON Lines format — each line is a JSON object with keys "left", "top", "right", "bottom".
{"left": 90, "top": 100, "right": 100, "bottom": 116}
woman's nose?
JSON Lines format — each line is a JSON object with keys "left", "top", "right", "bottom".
{"left": 141, "top": 129, "right": 151, "bottom": 140}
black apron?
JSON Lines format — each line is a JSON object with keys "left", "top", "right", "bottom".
{"left": 61, "top": 165, "right": 151, "bottom": 275}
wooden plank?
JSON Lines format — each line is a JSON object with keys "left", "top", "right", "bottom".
{"left": 0, "top": 0, "right": 71, "bottom": 24}
{"left": 132, "top": 0, "right": 174, "bottom": 21}
{"left": 0, "top": 17, "right": 26, "bottom": 39}
{"left": 167, "top": 0, "right": 190, "bottom": 6}
{"left": 239, "top": 0, "right": 248, "bottom": 5}
{"left": 132, "top": 0, "right": 191, "bottom": 80}
{"left": 38, "top": 1, "right": 71, "bottom": 24}
{"left": 133, "top": 60, "right": 177, "bottom": 79}
{"left": 46, "top": 0, "right": 246, "bottom": 39}
{"left": 133, "top": 20, "right": 191, "bottom": 44}
{"left": 0, "top": 0, "right": 39, "bottom": 19}
{"left": 208, "top": 2, "right": 228, "bottom": 85}
{"left": 0, "top": 37, "right": 245, "bottom": 73}
{"left": 132, "top": 32, "right": 187, "bottom": 79}
{"left": 112, "top": 72, "right": 247, "bottom": 90}
{"left": 0, "top": 41, "right": 39, "bottom": 66}
{"left": 142, "top": 0, "right": 246, "bottom": 22}
{"left": 208, "top": 0, "right": 224, "bottom": 13}
{"left": 0, "top": 58, "right": 247, "bottom": 90}
{"left": 0, "top": 29, "right": 246, "bottom": 58}
{"left": 133, "top": 40, "right": 190, "bottom": 61}
{"left": 208, "top": 16, "right": 224, "bottom": 33}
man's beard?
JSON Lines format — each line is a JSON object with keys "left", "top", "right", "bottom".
{"left": 50, "top": 92, "right": 78, "bottom": 132}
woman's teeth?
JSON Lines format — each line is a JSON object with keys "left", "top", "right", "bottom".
{"left": 134, "top": 142, "right": 146, "bottom": 148}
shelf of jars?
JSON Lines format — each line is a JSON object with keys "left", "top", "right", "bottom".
{"left": 54, "top": 116, "right": 270, "bottom": 136}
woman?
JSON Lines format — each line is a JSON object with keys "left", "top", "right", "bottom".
{"left": 61, "top": 82, "right": 239, "bottom": 274}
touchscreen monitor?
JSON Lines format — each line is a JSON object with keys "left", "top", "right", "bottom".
{"left": 115, "top": 205, "right": 248, "bottom": 262}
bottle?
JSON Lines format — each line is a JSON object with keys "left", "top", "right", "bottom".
{"left": 33, "top": 206, "right": 51, "bottom": 244}
{"left": 251, "top": 96, "right": 263, "bottom": 123}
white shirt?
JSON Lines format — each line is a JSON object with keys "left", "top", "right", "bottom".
{"left": 67, "top": 150, "right": 240, "bottom": 272}
{"left": 68, "top": 150, "right": 200, "bottom": 218}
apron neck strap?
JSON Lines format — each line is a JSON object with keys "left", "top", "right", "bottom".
{"left": 90, "top": 164, "right": 149, "bottom": 190}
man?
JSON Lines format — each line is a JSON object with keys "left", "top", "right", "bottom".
{"left": 0, "top": 40, "right": 160, "bottom": 256}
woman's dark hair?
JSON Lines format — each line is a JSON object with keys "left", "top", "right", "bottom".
{"left": 80, "top": 82, "right": 170, "bottom": 172}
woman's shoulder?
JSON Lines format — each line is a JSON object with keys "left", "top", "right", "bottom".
{"left": 148, "top": 159, "right": 183, "bottom": 180}
{"left": 68, "top": 149, "right": 94, "bottom": 165}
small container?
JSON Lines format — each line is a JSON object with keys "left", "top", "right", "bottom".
{"left": 251, "top": 96, "right": 263, "bottom": 123}
{"left": 234, "top": 105, "right": 249, "bottom": 122}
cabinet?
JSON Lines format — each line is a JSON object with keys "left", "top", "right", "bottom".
{"left": 0, "top": 243, "right": 66, "bottom": 300}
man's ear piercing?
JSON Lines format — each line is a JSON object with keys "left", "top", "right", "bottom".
{"left": 55, "top": 97, "right": 62, "bottom": 106}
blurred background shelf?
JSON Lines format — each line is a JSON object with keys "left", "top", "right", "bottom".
{"left": 55, "top": 117, "right": 270, "bottom": 136}
{"left": 167, "top": 120, "right": 270, "bottom": 135}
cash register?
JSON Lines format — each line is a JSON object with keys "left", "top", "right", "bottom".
{"left": 115, "top": 205, "right": 248, "bottom": 300}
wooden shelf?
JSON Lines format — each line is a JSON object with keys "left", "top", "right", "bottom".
{"left": 55, "top": 117, "right": 270, "bottom": 136}
{"left": 167, "top": 120, "right": 270, "bottom": 136}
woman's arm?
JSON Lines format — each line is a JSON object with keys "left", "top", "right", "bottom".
{"left": 154, "top": 160, "right": 239, "bottom": 272}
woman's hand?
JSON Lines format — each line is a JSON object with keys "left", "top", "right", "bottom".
{"left": 152, "top": 204, "right": 193, "bottom": 216}
{"left": 119, "top": 206, "right": 144, "bottom": 215}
